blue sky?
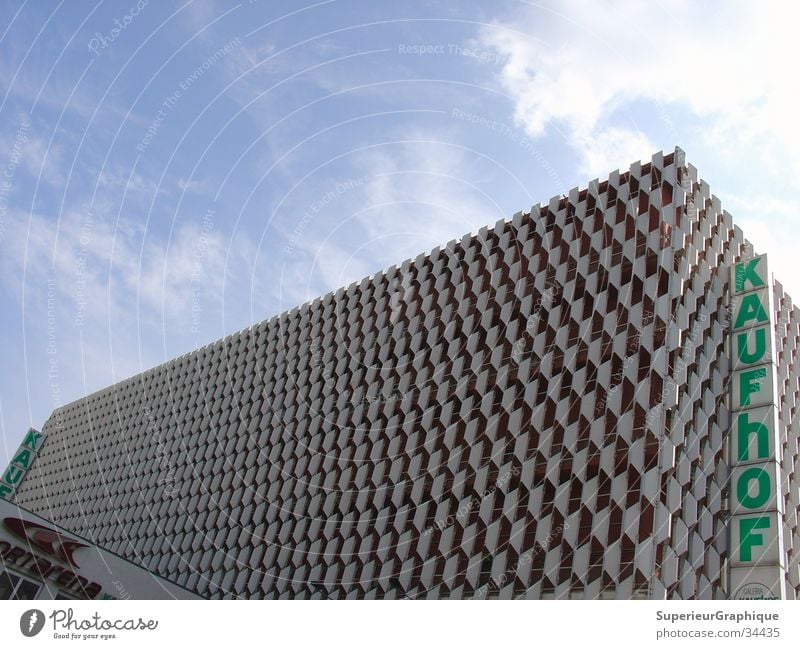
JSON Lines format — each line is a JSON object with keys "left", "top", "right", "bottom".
{"left": 1, "top": 0, "right": 798, "bottom": 464}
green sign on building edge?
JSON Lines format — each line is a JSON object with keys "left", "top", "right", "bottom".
{"left": 0, "top": 428, "right": 46, "bottom": 499}
{"left": 728, "top": 254, "right": 785, "bottom": 600}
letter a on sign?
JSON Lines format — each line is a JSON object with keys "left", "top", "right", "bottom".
{"left": 734, "top": 293, "right": 769, "bottom": 329}
{"left": 11, "top": 448, "right": 32, "bottom": 470}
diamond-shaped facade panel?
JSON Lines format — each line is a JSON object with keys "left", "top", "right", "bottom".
{"left": 12, "top": 147, "right": 800, "bottom": 599}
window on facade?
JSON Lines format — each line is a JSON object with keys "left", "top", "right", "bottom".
{"left": 599, "top": 588, "right": 616, "bottom": 600}
{"left": 0, "top": 570, "right": 42, "bottom": 600}
{"left": 55, "top": 592, "right": 78, "bottom": 600}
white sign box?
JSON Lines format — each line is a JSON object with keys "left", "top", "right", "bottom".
{"left": 727, "top": 254, "right": 784, "bottom": 598}
{"left": 730, "top": 463, "right": 783, "bottom": 515}
{"left": 730, "top": 511, "right": 784, "bottom": 567}
{"left": 729, "top": 566, "right": 786, "bottom": 600}
{"left": 732, "top": 363, "right": 777, "bottom": 410}
{"left": 732, "top": 324, "right": 773, "bottom": 370}
{"left": 731, "top": 254, "right": 769, "bottom": 296}
{"left": 731, "top": 405, "right": 779, "bottom": 467}
{"left": 731, "top": 287, "right": 771, "bottom": 333}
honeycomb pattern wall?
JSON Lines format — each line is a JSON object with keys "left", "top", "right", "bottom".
{"left": 773, "top": 281, "right": 800, "bottom": 599}
{"left": 13, "top": 147, "right": 800, "bottom": 599}
{"left": 652, "top": 159, "right": 740, "bottom": 599}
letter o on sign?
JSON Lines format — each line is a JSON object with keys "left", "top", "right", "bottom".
{"left": 736, "top": 467, "right": 771, "bottom": 510}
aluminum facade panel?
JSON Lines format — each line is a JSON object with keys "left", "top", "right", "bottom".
{"left": 12, "top": 147, "right": 800, "bottom": 599}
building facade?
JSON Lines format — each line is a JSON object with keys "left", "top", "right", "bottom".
{"left": 8, "top": 147, "right": 800, "bottom": 599}
{"left": 0, "top": 498, "right": 199, "bottom": 599}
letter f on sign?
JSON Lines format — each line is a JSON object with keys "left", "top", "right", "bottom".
{"left": 739, "top": 516, "right": 770, "bottom": 562}
{"left": 739, "top": 368, "right": 767, "bottom": 406}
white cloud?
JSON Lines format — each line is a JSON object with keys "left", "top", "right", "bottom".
{"left": 177, "top": 176, "right": 211, "bottom": 196}
{"left": 574, "top": 127, "right": 655, "bottom": 178}
{"left": 179, "top": 0, "right": 221, "bottom": 42}
{"left": 0, "top": 207, "right": 237, "bottom": 325}
{"left": 20, "top": 134, "right": 65, "bottom": 187}
{"left": 0, "top": 128, "right": 66, "bottom": 188}
{"left": 97, "top": 166, "right": 167, "bottom": 199}
{"left": 262, "top": 130, "right": 510, "bottom": 315}
{"left": 721, "top": 193, "right": 800, "bottom": 293}
{"left": 354, "top": 135, "right": 506, "bottom": 258}
{"left": 479, "top": 0, "right": 800, "bottom": 178}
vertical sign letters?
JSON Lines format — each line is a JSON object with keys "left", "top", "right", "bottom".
{"left": 728, "top": 255, "right": 784, "bottom": 600}
{"left": 0, "top": 429, "right": 46, "bottom": 499}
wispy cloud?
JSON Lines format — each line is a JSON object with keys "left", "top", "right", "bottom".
{"left": 479, "top": 0, "right": 800, "bottom": 179}
{"left": 0, "top": 206, "right": 242, "bottom": 326}
{"left": 263, "top": 129, "right": 507, "bottom": 314}
{"left": 354, "top": 135, "right": 503, "bottom": 256}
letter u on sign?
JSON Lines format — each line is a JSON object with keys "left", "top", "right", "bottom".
{"left": 733, "top": 325, "right": 772, "bottom": 369}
